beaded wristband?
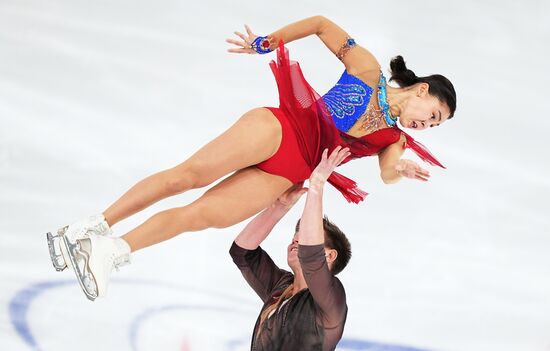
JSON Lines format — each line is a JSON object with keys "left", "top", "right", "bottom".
{"left": 336, "top": 37, "right": 357, "bottom": 61}
{"left": 251, "top": 35, "right": 274, "bottom": 54}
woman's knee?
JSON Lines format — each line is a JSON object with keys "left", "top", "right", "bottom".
{"left": 189, "top": 200, "right": 244, "bottom": 230}
{"left": 166, "top": 203, "right": 232, "bottom": 233}
{"left": 198, "top": 205, "right": 234, "bottom": 229}
{"left": 163, "top": 164, "right": 209, "bottom": 195}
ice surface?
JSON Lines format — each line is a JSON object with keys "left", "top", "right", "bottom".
{"left": 1, "top": 1, "right": 549, "bottom": 350}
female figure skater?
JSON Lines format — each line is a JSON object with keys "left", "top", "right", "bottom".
{"left": 47, "top": 16, "right": 456, "bottom": 301}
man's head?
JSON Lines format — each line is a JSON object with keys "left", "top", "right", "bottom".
{"left": 287, "top": 216, "right": 351, "bottom": 275}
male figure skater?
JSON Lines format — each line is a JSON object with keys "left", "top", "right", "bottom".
{"left": 231, "top": 147, "right": 352, "bottom": 351}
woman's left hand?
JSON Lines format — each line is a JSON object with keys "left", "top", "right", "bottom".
{"left": 310, "top": 146, "right": 350, "bottom": 185}
{"left": 226, "top": 25, "right": 258, "bottom": 54}
{"left": 395, "top": 159, "right": 430, "bottom": 181}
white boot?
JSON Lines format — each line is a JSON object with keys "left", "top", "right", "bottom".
{"left": 64, "top": 214, "right": 113, "bottom": 241}
{"left": 62, "top": 235, "right": 131, "bottom": 301}
{"left": 46, "top": 214, "right": 112, "bottom": 272}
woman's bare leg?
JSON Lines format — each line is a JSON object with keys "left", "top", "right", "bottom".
{"left": 122, "top": 167, "right": 292, "bottom": 252}
{"left": 103, "top": 108, "right": 282, "bottom": 226}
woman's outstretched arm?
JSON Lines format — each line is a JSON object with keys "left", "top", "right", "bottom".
{"left": 227, "top": 16, "right": 380, "bottom": 74}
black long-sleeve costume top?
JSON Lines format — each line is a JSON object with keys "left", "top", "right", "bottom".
{"left": 230, "top": 242, "right": 347, "bottom": 351}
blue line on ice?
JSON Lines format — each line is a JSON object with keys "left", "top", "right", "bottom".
{"left": 9, "top": 279, "right": 430, "bottom": 351}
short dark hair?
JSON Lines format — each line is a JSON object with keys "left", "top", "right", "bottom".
{"left": 295, "top": 216, "right": 352, "bottom": 275}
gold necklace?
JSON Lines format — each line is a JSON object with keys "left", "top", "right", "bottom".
{"left": 358, "top": 104, "right": 388, "bottom": 133}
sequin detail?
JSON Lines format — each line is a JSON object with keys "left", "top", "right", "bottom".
{"left": 358, "top": 105, "right": 387, "bottom": 133}
{"left": 322, "top": 71, "right": 396, "bottom": 133}
{"left": 251, "top": 35, "right": 275, "bottom": 54}
{"left": 357, "top": 73, "right": 397, "bottom": 132}
{"left": 322, "top": 71, "right": 373, "bottom": 132}
{"left": 336, "top": 37, "right": 357, "bottom": 61}
{"left": 377, "top": 74, "right": 397, "bottom": 127}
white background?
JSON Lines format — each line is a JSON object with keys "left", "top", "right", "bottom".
{"left": 1, "top": 1, "right": 549, "bottom": 350}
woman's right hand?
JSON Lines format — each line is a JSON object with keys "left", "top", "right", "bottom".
{"left": 395, "top": 159, "right": 430, "bottom": 181}
{"left": 226, "top": 25, "right": 258, "bottom": 54}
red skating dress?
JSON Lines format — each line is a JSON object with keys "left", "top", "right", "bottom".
{"left": 256, "top": 44, "right": 444, "bottom": 204}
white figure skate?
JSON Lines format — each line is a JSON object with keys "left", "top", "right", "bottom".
{"left": 62, "top": 234, "right": 130, "bottom": 301}
{"left": 46, "top": 214, "right": 112, "bottom": 271}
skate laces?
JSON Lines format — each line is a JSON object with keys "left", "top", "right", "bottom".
{"left": 67, "top": 227, "right": 88, "bottom": 242}
{"left": 113, "top": 254, "right": 130, "bottom": 270}
{"left": 68, "top": 222, "right": 109, "bottom": 242}
{"left": 91, "top": 220, "right": 112, "bottom": 236}
{"left": 109, "top": 241, "right": 130, "bottom": 271}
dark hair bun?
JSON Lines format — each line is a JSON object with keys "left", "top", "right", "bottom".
{"left": 389, "top": 55, "right": 419, "bottom": 87}
{"left": 388, "top": 56, "right": 457, "bottom": 118}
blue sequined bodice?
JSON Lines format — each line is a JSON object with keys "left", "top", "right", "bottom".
{"left": 322, "top": 70, "right": 374, "bottom": 132}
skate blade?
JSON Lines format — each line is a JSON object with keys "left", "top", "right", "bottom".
{"left": 62, "top": 236, "right": 99, "bottom": 302}
{"left": 46, "top": 226, "right": 68, "bottom": 271}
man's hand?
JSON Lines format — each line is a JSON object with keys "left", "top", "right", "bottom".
{"left": 309, "top": 146, "right": 350, "bottom": 186}
{"left": 275, "top": 182, "right": 308, "bottom": 209}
